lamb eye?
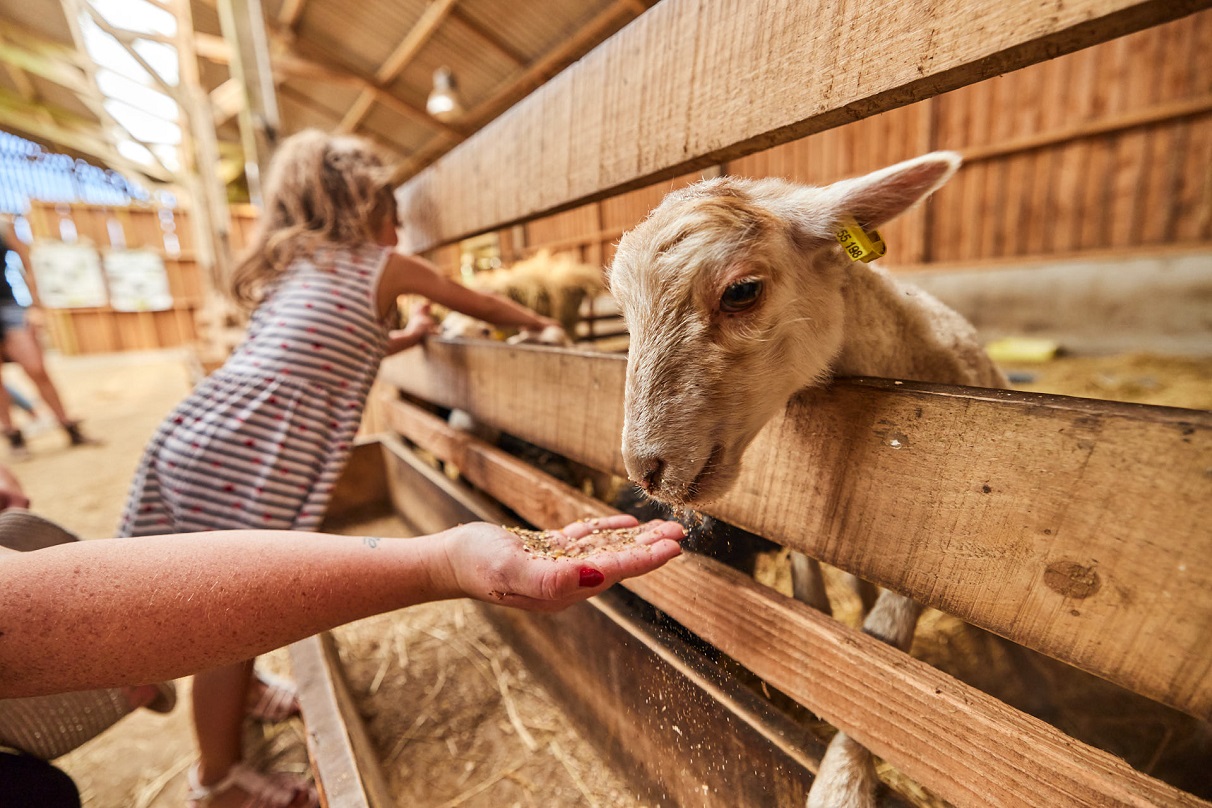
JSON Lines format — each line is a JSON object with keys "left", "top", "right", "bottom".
{"left": 720, "top": 279, "right": 762, "bottom": 313}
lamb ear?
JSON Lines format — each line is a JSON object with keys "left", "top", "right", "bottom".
{"left": 826, "top": 151, "right": 961, "bottom": 231}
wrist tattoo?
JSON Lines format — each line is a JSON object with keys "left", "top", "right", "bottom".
{"left": 362, "top": 536, "right": 380, "bottom": 549}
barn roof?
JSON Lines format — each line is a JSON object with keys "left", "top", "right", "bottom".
{"left": 0, "top": 0, "right": 652, "bottom": 193}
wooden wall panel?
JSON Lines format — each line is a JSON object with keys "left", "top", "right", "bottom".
{"left": 443, "top": 11, "right": 1212, "bottom": 276}
{"left": 21, "top": 201, "right": 254, "bottom": 354}
{"left": 401, "top": 0, "right": 1207, "bottom": 253}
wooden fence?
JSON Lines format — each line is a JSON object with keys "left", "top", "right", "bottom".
{"left": 301, "top": 1, "right": 1212, "bottom": 806}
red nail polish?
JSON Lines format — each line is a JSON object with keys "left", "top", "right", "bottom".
{"left": 579, "top": 567, "right": 605, "bottom": 587}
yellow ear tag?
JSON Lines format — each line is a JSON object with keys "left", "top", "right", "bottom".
{"left": 836, "top": 217, "right": 886, "bottom": 263}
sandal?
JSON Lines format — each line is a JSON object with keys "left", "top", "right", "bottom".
{"left": 186, "top": 762, "right": 318, "bottom": 808}
{"left": 247, "top": 670, "right": 300, "bottom": 724}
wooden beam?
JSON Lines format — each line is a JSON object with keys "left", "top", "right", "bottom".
{"left": 339, "top": 0, "right": 461, "bottom": 136}
{"left": 377, "top": 432, "right": 867, "bottom": 807}
{"left": 0, "top": 88, "right": 173, "bottom": 183}
{"left": 217, "top": 0, "right": 282, "bottom": 206}
{"left": 79, "top": 2, "right": 179, "bottom": 99}
{"left": 0, "top": 36, "right": 92, "bottom": 96}
{"left": 290, "top": 632, "right": 393, "bottom": 808}
{"left": 337, "top": 89, "right": 375, "bottom": 133}
{"left": 380, "top": 341, "right": 1212, "bottom": 720}
{"left": 396, "top": 0, "right": 1212, "bottom": 251}
{"left": 381, "top": 397, "right": 1209, "bottom": 808}
{"left": 459, "top": 0, "right": 635, "bottom": 134}
{"left": 392, "top": 0, "right": 637, "bottom": 180}
{"left": 0, "top": 18, "right": 91, "bottom": 70}
{"left": 376, "top": 0, "right": 459, "bottom": 85}
{"left": 210, "top": 77, "right": 243, "bottom": 125}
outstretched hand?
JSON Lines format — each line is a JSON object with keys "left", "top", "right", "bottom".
{"left": 447, "top": 514, "right": 685, "bottom": 612}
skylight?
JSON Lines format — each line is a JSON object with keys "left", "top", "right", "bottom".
{"left": 77, "top": 0, "right": 183, "bottom": 176}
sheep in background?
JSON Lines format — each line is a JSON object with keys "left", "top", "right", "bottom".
{"left": 440, "top": 249, "right": 604, "bottom": 345}
{"left": 606, "top": 152, "right": 1005, "bottom": 808}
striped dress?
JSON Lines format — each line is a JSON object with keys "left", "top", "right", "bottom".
{"left": 119, "top": 242, "right": 391, "bottom": 536}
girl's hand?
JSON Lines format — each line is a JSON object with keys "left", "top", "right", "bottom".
{"left": 404, "top": 301, "right": 440, "bottom": 338}
{"left": 444, "top": 515, "right": 685, "bottom": 612}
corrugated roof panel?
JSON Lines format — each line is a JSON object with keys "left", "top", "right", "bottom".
{"left": 456, "top": 0, "right": 618, "bottom": 63}
{"left": 296, "top": 0, "right": 430, "bottom": 79}
{"left": 360, "top": 102, "right": 438, "bottom": 154}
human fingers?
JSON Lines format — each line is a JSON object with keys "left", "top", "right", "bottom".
{"left": 557, "top": 513, "right": 640, "bottom": 540}
{"left": 492, "top": 534, "right": 684, "bottom": 612}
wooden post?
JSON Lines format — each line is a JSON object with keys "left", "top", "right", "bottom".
{"left": 216, "top": 0, "right": 281, "bottom": 208}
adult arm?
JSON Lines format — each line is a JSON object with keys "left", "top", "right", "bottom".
{"left": 0, "top": 516, "right": 683, "bottom": 698}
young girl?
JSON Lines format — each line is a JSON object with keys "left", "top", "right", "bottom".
{"left": 118, "top": 129, "right": 568, "bottom": 808}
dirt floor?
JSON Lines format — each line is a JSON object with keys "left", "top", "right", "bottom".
{"left": 8, "top": 346, "right": 1211, "bottom": 806}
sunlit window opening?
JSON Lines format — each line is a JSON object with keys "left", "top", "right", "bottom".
{"left": 79, "top": 0, "right": 182, "bottom": 174}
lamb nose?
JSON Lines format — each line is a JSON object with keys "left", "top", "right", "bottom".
{"left": 636, "top": 457, "right": 666, "bottom": 492}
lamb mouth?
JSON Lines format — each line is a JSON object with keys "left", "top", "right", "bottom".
{"left": 685, "top": 443, "right": 726, "bottom": 504}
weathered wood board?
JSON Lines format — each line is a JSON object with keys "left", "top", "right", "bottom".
{"left": 382, "top": 434, "right": 836, "bottom": 807}
{"left": 398, "top": 0, "right": 1212, "bottom": 250}
{"left": 291, "top": 632, "right": 394, "bottom": 808}
{"left": 381, "top": 341, "right": 1212, "bottom": 720}
{"left": 383, "top": 400, "right": 1210, "bottom": 808}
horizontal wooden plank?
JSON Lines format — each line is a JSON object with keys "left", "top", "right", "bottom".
{"left": 381, "top": 403, "right": 1208, "bottom": 808}
{"left": 396, "top": 0, "right": 1211, "bottom": 251}
{"left": 380, "top": 341, "right": 1212, "bottom": 719}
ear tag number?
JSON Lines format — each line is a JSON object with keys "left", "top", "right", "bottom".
{"left": 836, "top": 217, "right": 886, "bottom": 263}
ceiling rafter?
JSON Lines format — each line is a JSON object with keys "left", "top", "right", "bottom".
{"left": 201, "top": 31, "right": 460, "bottom": 143}
{"left": 276, "top": 82, "right": 409, "bottom": 163}
{"left": 0, "top": 28, "right": 92, "bottom": 95}
{"left": 396, "top": 0, "right": 640, "bottom": 179}
{"left": 272, "top": 35, "right": 465, "bottom": 138}
{"left": 337, "top": 0, "right": 460, "bottom": 134}
{"left": 59, "top": 0, "right": 180, "bottom": 181}
{"left": 79, "top": 1, "right": 180, "bottom": 100}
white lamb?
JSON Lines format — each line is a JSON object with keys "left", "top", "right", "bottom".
{"left": 606, "top": 152, "right": 1003, "bottom": 808}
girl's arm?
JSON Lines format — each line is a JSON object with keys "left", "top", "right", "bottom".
{"left": 379, "top": 253, "right": 558, "bottom": 332}
{"left": 0, "top": 516, "right": 683, "bottom": 698}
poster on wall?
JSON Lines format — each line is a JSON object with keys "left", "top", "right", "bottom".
{"left": 103, "top": 249, "right": 173, "bottom": 312}
{"left": 27, "top": 241, "right": 108, "bottom": 308}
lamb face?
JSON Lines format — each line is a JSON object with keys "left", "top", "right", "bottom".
{"left": 608, "top": 153, "right": 962, "bottom": 509}
{"left": 608, "top": 178, "right": 846, "bottom": 507}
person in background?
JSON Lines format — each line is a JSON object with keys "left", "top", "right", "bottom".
{"left": 0, "top": 216, "right": 100, "bottom": 460}
{"left": 117, "top": 129, "right": 567, "bottom": 808}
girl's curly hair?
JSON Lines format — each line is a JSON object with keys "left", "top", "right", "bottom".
{"left": 229, "top": 129, "right": 397, "bottom": 308}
